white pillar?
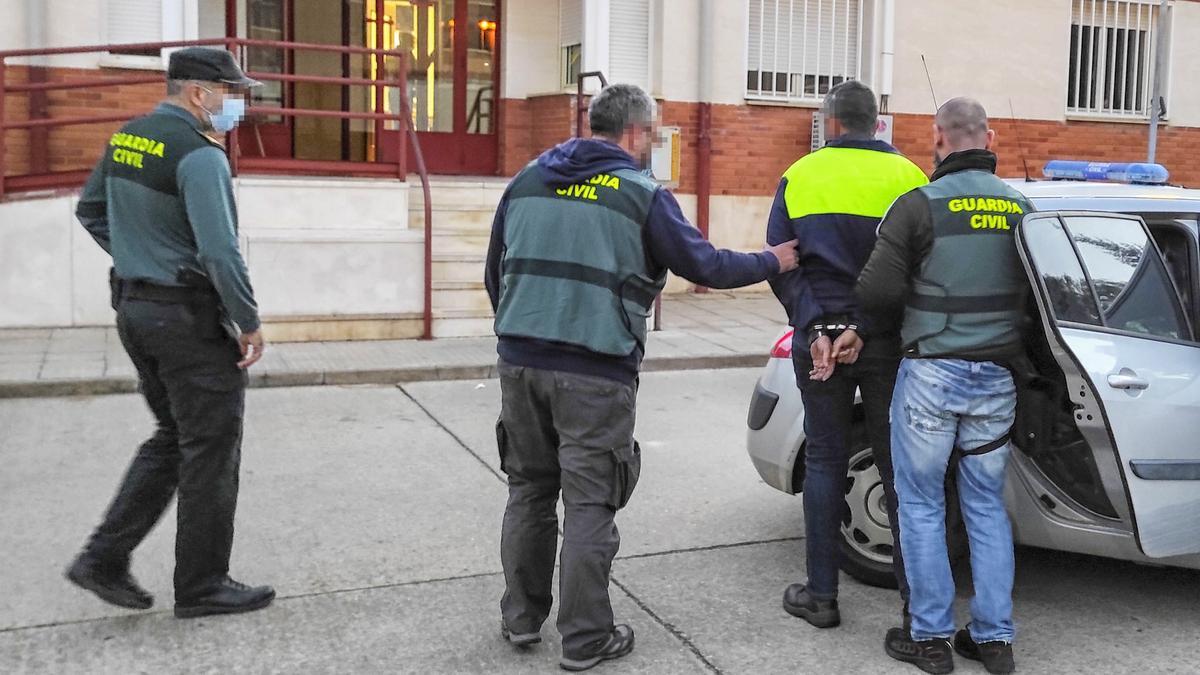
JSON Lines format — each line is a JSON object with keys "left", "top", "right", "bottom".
{"left": 582, "top": 0, "right": 610, "bottom": 93}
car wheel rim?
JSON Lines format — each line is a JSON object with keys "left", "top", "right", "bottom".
{"left": 841, "top": 447, "right": 895, "bottom": 566}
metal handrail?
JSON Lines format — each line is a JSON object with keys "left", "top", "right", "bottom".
{"left": 0, "top": 37, "right": 437, "bottom": 339}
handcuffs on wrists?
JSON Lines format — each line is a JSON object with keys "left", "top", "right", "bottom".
{"left": 807, "top": 321, "right": 859, "bottom": 346}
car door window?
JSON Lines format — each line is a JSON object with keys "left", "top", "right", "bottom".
{"left": 1063, "top": 215, "right": 1191, "bottom": 341}
{"left": 1023, "top": 216, "right": 1102, "bottom": 325}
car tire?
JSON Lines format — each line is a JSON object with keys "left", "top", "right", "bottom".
{"left": 837, "top": 420, "right": 968, "bottom": 589}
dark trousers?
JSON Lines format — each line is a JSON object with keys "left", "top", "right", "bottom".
{"left": 83, "top": 298, "right": 247, "bottom": 600}
{"left": 792, "top": 353, "right": 907, "bottom": 604}
{"left": 497, "top": 361, "right": 640, "bottom": 656}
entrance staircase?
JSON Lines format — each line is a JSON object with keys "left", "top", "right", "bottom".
{"left": 412, "top": 177, "right": 506, "bottom": 338}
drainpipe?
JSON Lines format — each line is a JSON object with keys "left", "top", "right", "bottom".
{"left": 1147, "top": 0, "right": 1169, "bottom": 163}
{"left": 27, "top": 0, "right": 49, "bottom": 174}
{"left": 695, "top": 0, "right": 713, "bottom": 293}
{"left": 880, "top": 0, "right": 895, "bottom": 101}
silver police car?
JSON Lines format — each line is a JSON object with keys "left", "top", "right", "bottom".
{"left": 747, "top": 166, "right": 1200, "bottom": 587}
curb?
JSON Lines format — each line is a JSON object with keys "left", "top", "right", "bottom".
{"left": 0, "top": 354, "right": 768, "bottom": 400}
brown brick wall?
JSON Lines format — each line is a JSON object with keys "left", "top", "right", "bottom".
{"left": 3, "top": 66, "right": 164, "bottom": 179}
{"left": 499, "top": 97, "right": 1200, "bottom": 194}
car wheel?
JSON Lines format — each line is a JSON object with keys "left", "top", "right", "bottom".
{"left": 837, "top": 421, "right": 968, "bottom": 590}
{"left": 839, "top": 440, "right": 901, "bottom": 589}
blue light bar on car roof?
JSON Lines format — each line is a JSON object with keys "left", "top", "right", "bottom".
{"left": 1043, "top": 160, "right": 1169, "bottom": 185}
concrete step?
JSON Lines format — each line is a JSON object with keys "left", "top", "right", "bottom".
{"left": 432, "top": 309, "right": 495, "bottom": 338}
{"left": 409, "top": 180, "right": 506, "bottom": 212}
{"left": 432, "top": 232, "right": 491, "bottom": 256}
{"left": 433, "top": 284, "right": 492, "bottom": 313}
{"left": 410, "top": 208, "right": 494, "bottom": 232}
{"left": 432, "top": 254, "right": 487, "bottom": 284}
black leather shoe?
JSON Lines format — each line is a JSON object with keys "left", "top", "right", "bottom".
{"left": 954, "top": 628, "right": 1015, "bottom": 674}
{"left": 560, "top": 624, "right": 635, "bottom": 671}
{"left": 174, "top": 577, "right": 275, "bottom": 619}
{"left": 782, "top": 583, "right": 841, "bottom": 628}
{"left": 501, "top": 620, "right": 542, "bottom": 648}
{"left": 65, "top": 556, "right": 153, "bottom": 610}
{"left": 885, "top": 627, "right": 955, "bottom": 674}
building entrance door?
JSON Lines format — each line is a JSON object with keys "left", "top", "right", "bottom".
{"left": 240, "top": 0, "right": 499, "bottom": 175}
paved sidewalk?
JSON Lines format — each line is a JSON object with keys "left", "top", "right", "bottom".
{"left": 0, "top": 292, "right": 788, "bottom": 398}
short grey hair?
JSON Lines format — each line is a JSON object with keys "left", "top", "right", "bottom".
{"left": 824, "top": 80, "right": 878, "bottom": 135}
{"left": 588, "top": 84, "right": 656, "bottom": 138}
{"left": 935, "top": 97, "right": 990, "bottom": 144}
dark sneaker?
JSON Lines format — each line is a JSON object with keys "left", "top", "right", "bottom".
{"left": 174, "top": 577, "right": 275, "bottom": 619}
{"left": 885, "top": 627, "right": 955, "bottom": 674}
{"left": 954, "top": 628, "right": 1015, "bottom": 674}
{"left": 560, "top": 624, "right": 635, "bottom": 672}
{"left": 501, "top": 621, "right": 542, "bottom": 648}
{"left": 782, "top": 583, "right": 841, "bottom": 628}
{"left": 65, "top": 556, "right": 154, "bottom": 610}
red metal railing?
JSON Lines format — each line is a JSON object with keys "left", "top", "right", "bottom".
{"left": 0, "top": 38, "right": 435, "bottom": 339}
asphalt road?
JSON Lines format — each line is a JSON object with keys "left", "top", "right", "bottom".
{"left": 1, "top": 369, "right": 1197, "bottom": 674}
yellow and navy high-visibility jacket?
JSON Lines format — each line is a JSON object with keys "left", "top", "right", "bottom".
{"left": 766, "top": 137, "right": 927, "bottom": 343}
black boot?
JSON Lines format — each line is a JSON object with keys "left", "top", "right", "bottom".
{"left": 782, "top": 583, "right": 841, "bottom": 628}
{"left": 559, "top": 624, "right": 635, "bottom": 672}
{"left": 954, "top": 628, "right": 1015, "bottom": 674}
{"left": 174, "top": 576, "right": 275, "bottom": 619}
{"left": 65, "top": 555, "right": 153, "bottom": 610}
{"left": 885, "top": 626, "right": 955, "bottom": 674}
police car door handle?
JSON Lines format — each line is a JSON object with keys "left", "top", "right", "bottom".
{"left": 1107, "top": 371, "right": 1149, "bottom": 391}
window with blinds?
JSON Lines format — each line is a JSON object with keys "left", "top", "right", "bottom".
{"left": 746, "top": 0, "right": 862, "bottom": 103}
{"left": 106, "top": 0, "right": 165, "bottom": 58}
{"left": 560, "top": 0, "right": 583, "bottom": 87}
{"left": 1068, "top": 0, "right": 1165, "bottom": 118}
{"left": 609, "top": 0, "right": 650, "bottom": 90}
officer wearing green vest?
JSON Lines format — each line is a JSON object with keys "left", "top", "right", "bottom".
{"left": 485, "top": 83, "right": 798, "bottom": 671}
{"left": 66, "top": 48, "right": 275, "bottom": 619}
{"left": 858, "top": 98, "right": 1029, "bottom": 675}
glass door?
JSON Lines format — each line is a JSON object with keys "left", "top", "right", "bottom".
{"left": 376, "top": 0, "right": 499, "bottom": 174}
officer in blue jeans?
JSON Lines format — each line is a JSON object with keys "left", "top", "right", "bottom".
{"left": 857, "top": 98, "right": 1030, "bottom": 675}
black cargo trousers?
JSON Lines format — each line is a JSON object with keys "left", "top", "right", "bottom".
{"left": 496, "top": 360, "right": 641, "bottom": 657}
{"left": 82, "top": 289, "right": 247, "bottom": 601}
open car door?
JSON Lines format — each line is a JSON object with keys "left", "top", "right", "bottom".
{"left": 1017, "top": 211, "right": 1200, "bottom": 558}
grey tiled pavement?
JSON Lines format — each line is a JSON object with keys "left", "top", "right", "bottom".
{"left": 0, "top": 292, "right": 789, "bottom": 398}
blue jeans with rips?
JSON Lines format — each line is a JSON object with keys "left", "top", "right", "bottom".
{"left": 892, "top": 357, "right": 1017, "bottom": 644}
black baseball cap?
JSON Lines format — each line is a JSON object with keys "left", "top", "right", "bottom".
{"left": 167, "top": 47, "right": 260, "bottom": 88}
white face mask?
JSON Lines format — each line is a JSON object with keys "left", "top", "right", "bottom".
{"left": 199, "top": 86, "right": 247, "bottom": 133}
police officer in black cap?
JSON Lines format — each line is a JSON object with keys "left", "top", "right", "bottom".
{"left": 66, "top": 47, "right": 274, "bottom": 619}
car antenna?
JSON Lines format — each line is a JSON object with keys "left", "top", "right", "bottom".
{"left": 921, "top": 55, "right": 938, "bottom": 111}
{"left": 1009, "top": 98, "right": 1033, "bottom": 182}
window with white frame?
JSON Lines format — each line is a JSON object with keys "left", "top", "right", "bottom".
{"left": 106, "top": 0, "right": 165, "bottom": 58}
{"left": 746, "top": 0, "right": 863, "bottom": 103}
{"left": 560, "top": 0, "right": 583, "bottom": 88}
{"left": 1068, "top": 0, "right": 1166, "bottom": 118}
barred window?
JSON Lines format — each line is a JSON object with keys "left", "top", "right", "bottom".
{"left": 1068, "top": 0, "right": 1166, "bottom": 118}
{"left": 746, "top": 0, "right": 863, "bottom": 103}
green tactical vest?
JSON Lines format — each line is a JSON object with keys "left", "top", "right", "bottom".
{"left": 901, "top": 170, "right": 1032, "bottom": 358}
{"left": 493, "top": 164, "right": 667, "bottom": 357}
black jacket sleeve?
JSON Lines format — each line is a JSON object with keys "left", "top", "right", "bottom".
{"left": 484, "top": 191, "right": 510, "bottom": 312}
{"left": 855, "top": 190, "right": 933, "bottom": 336}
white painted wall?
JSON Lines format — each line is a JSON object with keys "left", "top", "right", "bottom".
{"left": 0, "top": 0, "right": 29, "bottom": 52}
{"left": 0, "top": 178, "right": 424, "bottom": 329}
{"left": 889, "top": 0, "right": 1073, "bottom": 120}
{"left": 501, "top": 0, "right": 561, "bottom": 99}
{"left": 1169, "top": 0, "right": 1200, "bottom": 128}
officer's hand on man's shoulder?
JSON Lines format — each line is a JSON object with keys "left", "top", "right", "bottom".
{"left": 766, "top": 239, "right": 800, "bottom": 274}
{"left": 237, "top": 330, "right": 265, "bottom": 369}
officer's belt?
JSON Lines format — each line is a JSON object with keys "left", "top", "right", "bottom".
{"left": 120, "top": 279, "right": 216, "bottom": 305}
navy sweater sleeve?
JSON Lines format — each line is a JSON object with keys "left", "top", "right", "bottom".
{"left": 484, "top": 191, "right": 509, "bottom": 312}
{"left": 765, "top": 178, "right": 823, "bottom": 329}
{"left": 644, "top": 188, "right": 779, "bottom": 288}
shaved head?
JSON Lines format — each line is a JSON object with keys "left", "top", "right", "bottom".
{"left": 932, "top": 96, "right": 994, "bottom": 165}
{"left": 935, "top": 97, "right": 990, "bottom": 146}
